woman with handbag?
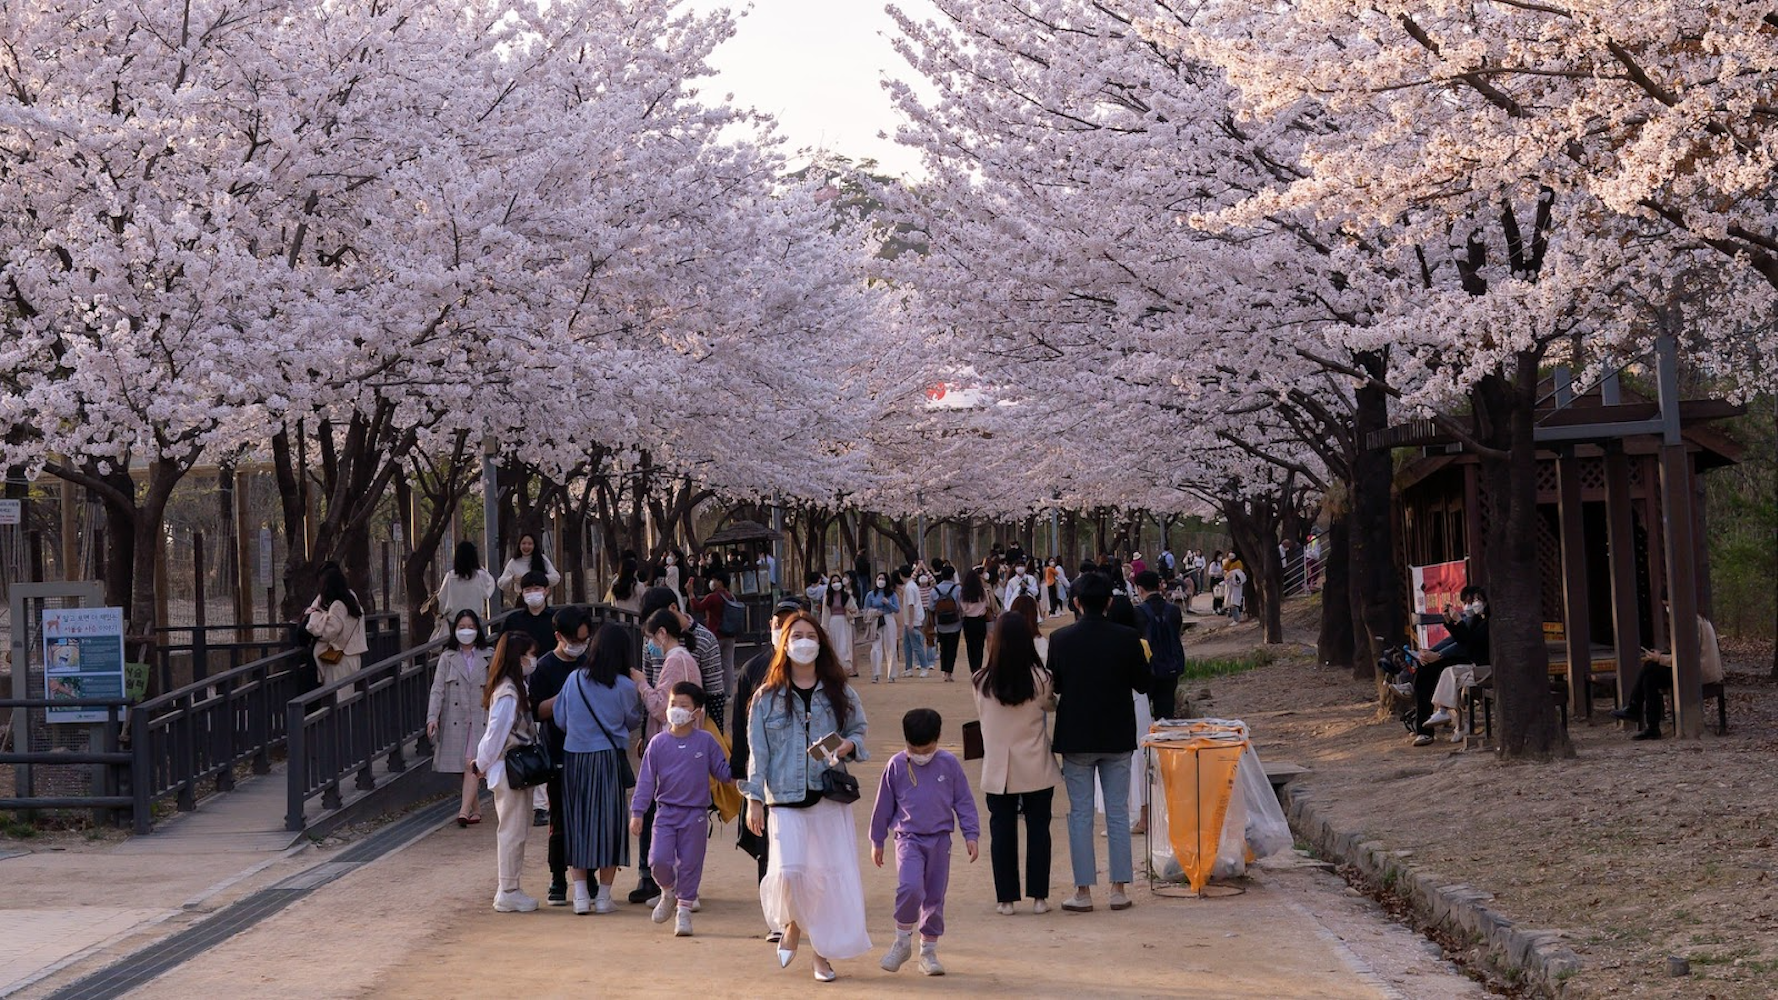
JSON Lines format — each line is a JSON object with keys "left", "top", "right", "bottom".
{"left": 304, "top": 564, "right": 368, "bottom": 698}
{"left": 538, "top": 622, "right": 644, "bottom": 915}
{"left": 971, "top": 612, "right": 1061, "bottom": 915}
{"left": 743, "top": 612, "right": 871, "bottom": 982}
{"left": 472, "top": 633, "right": 543, "bottom": 912}
{"left": 429, "top": 609, "right": 492, "bottom": 826}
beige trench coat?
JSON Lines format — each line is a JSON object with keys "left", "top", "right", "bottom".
{"left": 427, "top": 647, "right": 490, "bottom": 773}
{"left": 970, "top": 667, "right": 1063, "bottom": 795}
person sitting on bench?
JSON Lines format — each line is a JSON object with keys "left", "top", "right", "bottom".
{"left": 1613, "top": 610, "right": 1723, "bottom": 741}
{"left": 1410, "top": 588, "right": 1488, "bottom": 747}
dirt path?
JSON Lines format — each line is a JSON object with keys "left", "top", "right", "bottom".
{"left": 118, "top": 635, "right": 1492, "bottom": 999}
{"left": 1196, "top": 615, "right": 1778, "bottom": 1000}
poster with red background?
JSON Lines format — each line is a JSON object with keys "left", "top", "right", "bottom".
{"left": 1411, "top": 561, "right": 1469, "bottom": 649}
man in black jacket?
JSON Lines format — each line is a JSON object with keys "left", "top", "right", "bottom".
{"left": 729, "top": 597, "right": 806, "bottom": 940}
{"left": 1133, "top": 570, "right": 1185, "bottom": 720}
{"left": 1049, "top": 572, "right": 1149, "bottom": 914}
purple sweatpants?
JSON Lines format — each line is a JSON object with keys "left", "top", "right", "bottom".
{"left": 649, "top": 805, "right": 708, "bottom": 904}
{"left": 894, "top": 833, "right": 952, "bottom": 939}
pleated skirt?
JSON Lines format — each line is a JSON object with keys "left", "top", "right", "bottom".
{"left": 563, "top": 749, "right": 629, "bottom": 870}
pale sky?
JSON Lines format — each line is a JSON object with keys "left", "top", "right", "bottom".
{"left": 684, "top": 0, "right": 940, "bottom": 178}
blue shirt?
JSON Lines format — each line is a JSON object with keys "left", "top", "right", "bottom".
{"left": 554, "top": 671, "right": 643, "bottom": 754}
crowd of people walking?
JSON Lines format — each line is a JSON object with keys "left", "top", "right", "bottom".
{"left": 408, "top": 538, "right": 1193, "bottom": 981}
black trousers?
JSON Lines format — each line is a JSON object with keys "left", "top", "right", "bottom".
{"left": 937, "top": 630, "right": 961, "bottom": 676}
{"left": 1413, "top": 662, "right": 1450, "bottom": 736}
{"left": 635, "top": 800, "right": 658, "bottom": 887}
{"left": 546, "top": 769, "right": 567, "bottom": 889}
{"left": 1625, "top": 659, "right": 1670, "bottom": 731}
{"left": 1150, "top": 676, "right": 1178, "bottom": 722}
{"left": 962, "top": 617, "right": 988, "bottom": 675}
{"left": 986, "top": 788, "right": 1053, "bottom": 903}
{"left": 1046, "top": 583, "right": 1063, "bottom": 615}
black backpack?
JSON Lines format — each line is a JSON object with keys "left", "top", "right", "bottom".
{"left": 932, "top": 583, "right": 961, "bottom": 626}
{"left": 1138, "top": 601, "right": 1185, "bottom": 678}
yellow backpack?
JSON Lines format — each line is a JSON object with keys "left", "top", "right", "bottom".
{"left": 702, "top": 715, "right": 744, "bottom": 824}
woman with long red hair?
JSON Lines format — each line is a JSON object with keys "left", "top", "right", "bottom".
{"left": 742, "top": 611, "right": 871, "bottom": 983}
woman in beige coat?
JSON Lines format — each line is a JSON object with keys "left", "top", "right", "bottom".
{"left": 304, "top": 565, "right": 369, "bottom": 698}
{"left": 429, "top": 609, "right": 491, "bottom": 825}
{"left": 970, "top": 612, "right": 1062, "bottom": 915}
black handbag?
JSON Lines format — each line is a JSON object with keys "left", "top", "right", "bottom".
{"left": 503, "top": 739, "right": 554, "bottom": 790}
{"left": 577, "top": 675, "right": 636, "bottom": 787}
{"left": 819, "top": 763, "right": 861, "bottom": 804}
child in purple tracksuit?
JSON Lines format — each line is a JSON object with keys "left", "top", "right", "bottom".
{"left": 630, "top": 681, "right": 732, "bottom": 937}
{"left": 870, "top": 708, "right": 980, "bottom": 977}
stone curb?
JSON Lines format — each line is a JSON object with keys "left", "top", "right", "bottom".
{"left": 1281, "top": 783, "right": 1583, "bottom": 998}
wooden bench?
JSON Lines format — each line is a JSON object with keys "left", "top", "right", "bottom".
{"left": 1466, "top": 673, "right": 1569, "bottom": 745}
{"left": 1590, "top": 668, "right": 1728, "bottom": 734}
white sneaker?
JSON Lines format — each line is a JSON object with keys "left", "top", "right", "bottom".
{"left": 919, "top": 946, "right": 945, "bottom": 976}
{"left": 593, "top": 887, "right": 616, "bottom": 915}
{"left": 1032, "top": 898, "right": 1051, "bottom": 914}
{"left": 652, "top": 892, "right": 675, "bottom": 923}
{"left": 881, "top": 937, "right": 913, "bottom": 972}
{"left": 1411, "top": 734, "right": 1434, "bottom": 747}
{"left": 674, "top": 908, "right": 693, "bottom": 937}
{"left": 493, "top": 890, "right": 538, "bottom": 913}
{"left": 572, "top": 885, "right": 591, "bottom": 915}
{"left": 995, "top": 902, "right": 1014, "bottom": 916}
{"left": 1425, "top": 709, "right": 1453, "bottom": 726}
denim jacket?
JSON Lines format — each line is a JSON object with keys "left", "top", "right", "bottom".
{"left": 742, "top": 683, "right": 869, "bottom": 805}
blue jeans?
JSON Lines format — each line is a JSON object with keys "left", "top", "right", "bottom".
{"left": 902, "top": 626, "right": 932, "bottom": 671}
{"left": 1062, "top": 752, "right": 1133, "bottom": 887}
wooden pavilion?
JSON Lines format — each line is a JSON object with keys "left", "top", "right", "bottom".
{"left": 1379, "top": 348, "right": 1742, "bottom": 734}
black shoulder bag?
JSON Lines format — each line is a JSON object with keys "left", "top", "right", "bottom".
{"left": 576, "top": 674, "right": 636, "bottom": 787}
{"left": 806, "top": 690, "right": 860, "bottom": 804}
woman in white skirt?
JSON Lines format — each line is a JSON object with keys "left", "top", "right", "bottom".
{"left": 743, "top": 612, "right": 871, "bottom": 983}
{"left": 817, "top": 576, "right": 857, "bottom": 676}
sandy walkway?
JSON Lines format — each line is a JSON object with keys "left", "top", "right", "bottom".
{"left": 119, "top": 637, "right": 1492, "bottom": 999}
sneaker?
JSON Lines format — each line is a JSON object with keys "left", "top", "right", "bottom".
{"left": 881, "top": 937, "right": 914, "bottom": 972}
{"left": 493, "top": 890, "right": 539, "bottom": 913}
{"left": 1032, "top": 898, "right": 1050, "bottom": 915}
{"left": 652, "top": 892, "right": 675, "bottom": 924}
{"left": 547, "top": 882, "right": 568, "bottom": 907}
{"left": 919, "top": 946, "right": 945, "bottom": 976}
{"left": 573, "top": 888, "right": 591, "bottom": 915}
{"left": 690, "top": 899, "right": 702, "bottom": 912}
{"left": 1450, "top": 730, "right": 1465, "bottom": 744}
{"left": 674, "top": 908, "right": 693, "bottom": 937}
{"left": 532, "top": 808, "right": 549, "bottom": 828}
{"left": 1411, "top": 734, "right": 1435, "bottom": 747}
{"left": 1108, "top": 889, "right": 1133, "bottom": 911}
{"left": 1060, "top": 891, "right": 1094, "bottom": 913}
{"left": 1425, "top": 709, "right": 1452, "bottom": 726}
{"left": 593, "top": 891, "right": 616, "bottom": 915}
{"left": 996, "top": 902, "right": 1014, "bottom": 916}
{"left": 871, "top": 675, "right": 880, "bottom": 684}
{"left": 629, "top": 880, "right": 661, "bottom": 905}
{"left": 1609, "top": 707, "right": 1635, "bottom": 721}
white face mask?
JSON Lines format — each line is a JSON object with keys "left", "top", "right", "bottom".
{"left": 521, "top": 656, "right": 537, "bottom": 676}
{"left": 787, "top": 637, "right": 821, "bottom": 665}
{"left": 666, "top": 706, "right": 695, "bottom": 728}
{"left": 562, "top": 641, "right": 587, "bottom": 659}
{"left": 455, "top": 627, "right": 479, "bottom": 646}
{"left": 524, "top": 591, "right": 546, "bottom": 610}
{"left": 908, "top": 750, "right": 936, "bottom": 766}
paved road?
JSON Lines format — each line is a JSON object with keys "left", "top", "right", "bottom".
{"left": 96, "top": 655, "right": 1493, "bottom": 999}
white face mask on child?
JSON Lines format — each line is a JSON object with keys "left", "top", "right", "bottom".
{"left": 666, "top": 706, "right": 695, "bottom": 727}
{"left": 908, "top": 750, "right": 936, "bottom": 766}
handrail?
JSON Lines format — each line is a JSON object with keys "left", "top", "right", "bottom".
{"left": 130, "top": 646, "right": 312, "bottom": 833}
{"left": 0, "top": 698, "right": 130, "bottom": 826}
{"left": 283, "top": 603, "right": 639, "bottom": 832}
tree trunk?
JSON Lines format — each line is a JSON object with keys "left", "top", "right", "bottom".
{"left": 1222, "top": 494, "right": 1286, "bottom": 644}
{"left": 1476, "top": 361, "right": 1571, "bottom": 759}
{"left": 1350, "top": 353, "right": 1402, "bottom": 673}
{"left": 1317, "top": 513, "right": 1357, "bottom": 671}
{"left": 93, "top": 468, "right": 138, "bottom": 614}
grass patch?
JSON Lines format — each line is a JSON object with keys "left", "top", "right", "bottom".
{"left": 0, "top": 813, "right": 39, "bottom": 839}
{"left": 1179, "top": 648, "right": 1275, "bottom": 681}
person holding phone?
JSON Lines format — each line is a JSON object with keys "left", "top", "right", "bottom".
{"left": 742, "top": 612, "right": 870, "bottom": 983}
